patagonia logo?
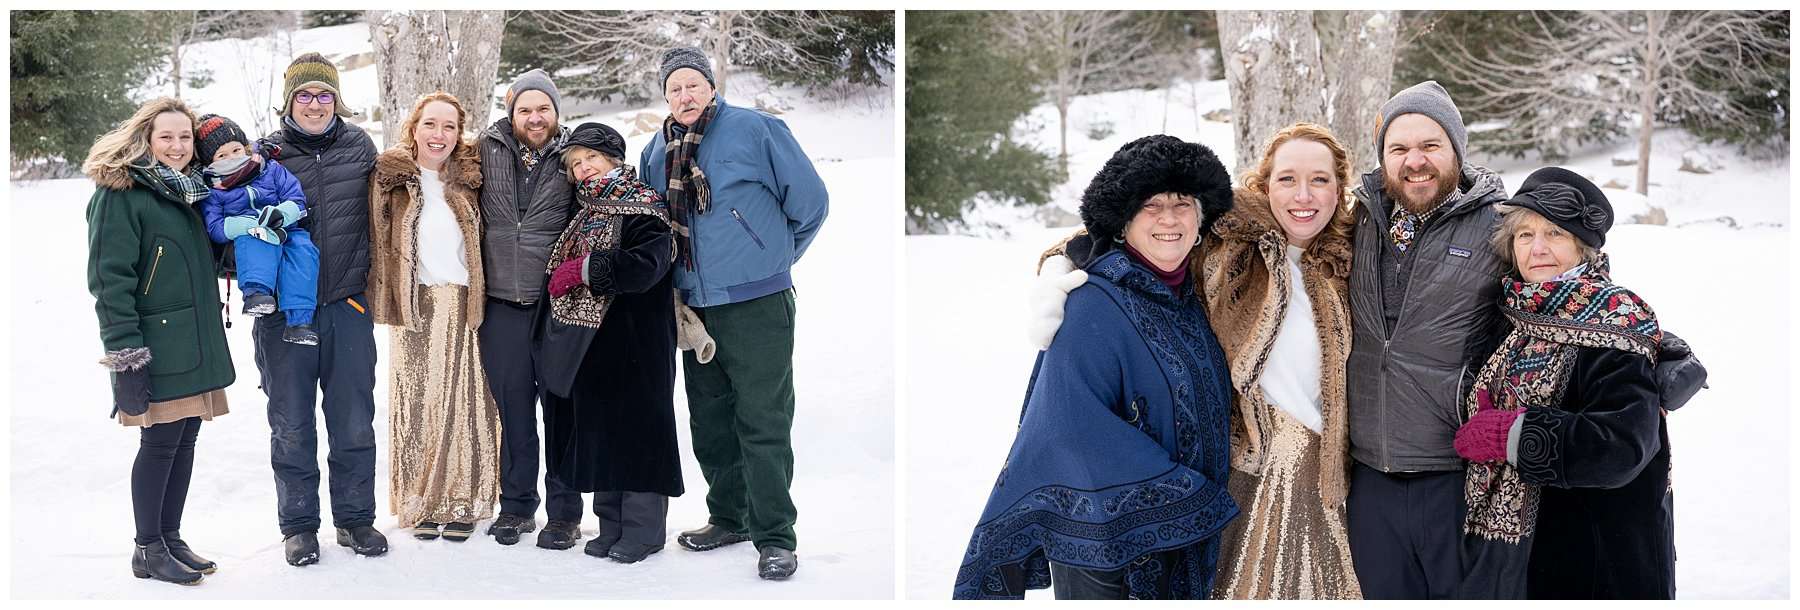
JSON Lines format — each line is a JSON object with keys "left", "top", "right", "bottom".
{"left": 1448, "top": 246, "right": 1472, "bottom": 259}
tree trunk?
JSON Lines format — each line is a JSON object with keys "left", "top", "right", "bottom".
{"left": 1315, "top": 10, "right": 1398, "bottom": 179}
{"left": 369, "top": 11, "right": 502, "bottom": 148}
{"left": 1056, "top": 98, "right": 1070, "bottom": 176}
{"left": 711, "top": 12, "right": 737, "bottom": 97}
{"left": 1217, "top": 10, "right": 1326, "bottom": 177}
{"left": 1636, "top": 11, "right": 1660, "bottom": 197}
{"left": 447, "top": 11, "right": 505, "bottom": 126}
{"left": 171, "top": 27, "right": 184, "bottom": 98}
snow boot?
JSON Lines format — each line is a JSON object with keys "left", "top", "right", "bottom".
{"left": 536, "top": 520, "right": 581, "bottom": 550}
{"left": 162, "top": 532, "right": 217, "bottom": 574}
{"left": 442, "top": 522, "right": 476, "bottom": 542}
{"left": 243, "top": 292, "right": 277, "bottom": 316}
{"left": 283, "top": 531, "right": 320, "bottom": 567}
{"left": 607, "top": 541, "right": 663, "bottom": 564}
{"left": 677, "top": 524, "right": 749, "bottom": 552}
{"left": 283, "top": 324, "right": 320, "bottom": 346}
{"left": 133, "top": 539, "right": 203, "bottom": 585}
{"left": 487, "top": 513, "right": 536, "bottom": 546}
{"left": 336, "top": 525, "right": 389, "bottom": 556}
{"left": 758, "top": 546, "right": 798, "bottom": 581}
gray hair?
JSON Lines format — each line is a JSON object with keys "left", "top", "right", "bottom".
{"left": 1490, "top": 204, "right": 1599, "bottom": 275}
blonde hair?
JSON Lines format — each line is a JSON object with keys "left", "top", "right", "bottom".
{"left": 397, "top": 91, "right": 478, "bottom": 182}
{"left": 559, "top": 145, "right": 624, "bottom": 185}
{"left": 82, "top": 97, "right": 198, "bottom": 176}
{"left": 1489, "top": 204, "right": 1600, "bottom": 275}
{"left": 1243, "top": 121, "right": 1355, "bottom": 246}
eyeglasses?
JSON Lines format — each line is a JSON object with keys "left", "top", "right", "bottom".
{"left": 294, "top": 91, "right": 335, "bottom": 105}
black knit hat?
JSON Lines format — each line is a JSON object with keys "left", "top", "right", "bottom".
{"left": 564, "top": 122, "right": 626, "bottom": 163}
{"left": 1506, "top": 167, "right": 1613, "bottom": 248}
{"left": 1080, "top": 135, "right": 1234, "bottom": 242}
{"left": 194, "top": 114, "right": 250, "bottom": 164}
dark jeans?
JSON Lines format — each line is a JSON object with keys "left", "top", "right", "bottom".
{"left": 132, "top": 417, "right": 202, "bottom": 545}
{"left": 683, "top": 289, "right": 798, "bottom": 551}
{"left": 253, "top": 294, "right": 378, "bottom": 536}
{"left": 479, "top": 297, "right": 579, "bottom": 521}
{"left": 1346, "top": 461, "right": 1467, "bottom": 599}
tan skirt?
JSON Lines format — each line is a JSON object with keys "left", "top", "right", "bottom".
{"left": 118, "top": 388, "right": 229, "bottom": 428}
{"left": 387, "top": 283, "right": 501, "bottom": 527}
{"left": 1213, "top": 404, "right": 1362, "bottom": 600}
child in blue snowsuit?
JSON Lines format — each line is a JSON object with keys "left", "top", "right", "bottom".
{"left": 196, "top": 114, "right": 320, "bottom": 345}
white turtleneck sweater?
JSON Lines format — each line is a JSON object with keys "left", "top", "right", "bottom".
{"left": 1257, "top": 245, "right": 1324, "bottom": 433}
{"left": 413, "top": 166, "right": 469, "bottom": 287}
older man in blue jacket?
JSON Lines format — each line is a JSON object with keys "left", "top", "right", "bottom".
{"left": 639, "top": 47, "right": 827, "bottom": 581}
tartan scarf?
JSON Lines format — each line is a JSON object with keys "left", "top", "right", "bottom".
{"left": 140, "top": 160, "right": 211, "bottom": 206}
{"left": 544, "top": 165, "right": 669, "bottom": 328}
{"left": 661, "top": 100, "right": 719, "bottom": 270}
{"left": 1462, "top": 253, "right": 1661, "bottom": 544}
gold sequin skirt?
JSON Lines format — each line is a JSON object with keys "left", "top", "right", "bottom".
{"left": 387, "top": 283, "right": 501, "bottom": 527}
{"left": 1213, "top": 405, "right": 1362, "bottom": 599}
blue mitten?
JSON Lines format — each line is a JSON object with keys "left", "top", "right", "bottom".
{"left": 273, "top": 201, "right": 306, "bottom": 227}
{"left": 223, "top": 216, "right": 258, "bottom": 239}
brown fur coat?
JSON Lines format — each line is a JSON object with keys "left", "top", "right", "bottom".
{"left": 367, "top": 146, "right": 486, "bottom": 330}
{"left": 1201, "top": 188, "right": 1354, "bottom": 506}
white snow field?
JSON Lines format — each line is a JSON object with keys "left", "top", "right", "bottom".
{"left": 8, "top": 23, "right": 896, "bottom": 599}
{"left": 906, "top": 78, "right": 1791, "bottom": 599}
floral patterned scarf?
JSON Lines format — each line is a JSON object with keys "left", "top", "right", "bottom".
{"left": 544, "top": 165, "right": 668, "bottom": 328}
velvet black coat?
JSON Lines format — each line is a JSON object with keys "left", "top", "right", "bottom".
{"left": 1519, "top": 346, "right": 1674, "bottom": 599}
{"left": 534, "top": 213, "right": 683, "bottom": 497}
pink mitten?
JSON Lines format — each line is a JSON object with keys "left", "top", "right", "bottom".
{"left": 1455, "top": 407, "right": 1521, "bottom": 464}
{"left": 548, "top": 256, "right": 585, "bottom": 298}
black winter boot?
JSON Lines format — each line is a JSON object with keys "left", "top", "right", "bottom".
{"left": 536, "top": 520, "right": 581, "bottom": 550}
{"left": 442, "top": 522, "right": 476, "bottom": 542}
{"left": 133, "top": 539, "right": 204, "bottom": 585}
{"left": 487, "top": 513, "right": 536, "bottom": 546}
{"left": 243, "top": 293, "right": 276, "bottom": 316}
{"left": 282, "top": 324, "right": 320, "bottom": 346}
{"left": 283, "top": 532, "right": 320, "bottom": 566}
{"left": 607, "top": 541, "right": 663, "bottom": 564}
{"left": 336, "top": 526, "right": 389, "bottom": 556}
{"left": 161, "top": 532, "right": 217, "bottom": 574}
{"left": 677, "top": 524, "right": 749, "bottom": 552}
{"left": 757, "top": 546, "right": 798, "bottom": 581}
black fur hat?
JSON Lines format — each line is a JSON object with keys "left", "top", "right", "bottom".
{"left": 1079, "top": 134, "right": 1234, "bottom": 243}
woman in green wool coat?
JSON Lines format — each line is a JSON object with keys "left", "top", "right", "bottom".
{"left": 84, "top": 96, "right": 235, "bottom": 586}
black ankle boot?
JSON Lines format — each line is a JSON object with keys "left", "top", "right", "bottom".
{"left": 162, "top": 533, "right": 217, "bottom": 574}
{"left": 132, "top": 540, "right": 203, "bottom": 585}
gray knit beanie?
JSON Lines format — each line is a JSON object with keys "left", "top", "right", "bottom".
{"left": 659, "top": 47, "right": 715, "bottom": 89}
{"left": 508, "top": 68, "right": 561, "bottom": 115}
{"left": 1376, "top": 80, "right": 1468, "bottom": 166}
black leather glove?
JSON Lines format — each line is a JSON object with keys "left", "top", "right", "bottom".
{"left": 1655, "top": 330, "right": 1708, "bottom": 412}
{"left": 113, "top": 366, "right": 151, "bottom": 417}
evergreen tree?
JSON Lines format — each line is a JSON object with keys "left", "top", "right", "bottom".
{"left": 906, "top": 11, "right": 1058, "bottom": 232}
{"left": 11, "top": 11, "right": 165, "bottom": 168}
{"left": 751, "top": 11, "right": 895, "bottom": 90}
{"left": 304, "top": 10, "right": 363, "bottom": 29}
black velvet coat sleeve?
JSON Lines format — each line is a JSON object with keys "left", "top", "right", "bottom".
{"left": 586, "top": 214, "right": 673, "bottom": 296}
{"left": 1517, "top": 347, "right": 1663, "bottom": 489}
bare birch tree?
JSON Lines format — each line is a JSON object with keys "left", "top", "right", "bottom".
{"left": 531, "top": 10, "right": 844, "bottom": 100}
{"left": 153, "top": 11, "right": 233, "bottom": 98}
{"left": 1432, "top": 10, "right": 1787, "bottom": 195}
{"left": 997, "top": 11, "right": 1175, "bottom": 175}
{"left": 367, "top": 10, "right": 505, "bottom": 147}
{"left": 1217, "top": 10, "right": 1398, "bottom": 178}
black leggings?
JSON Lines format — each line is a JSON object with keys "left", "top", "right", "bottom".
{"left": 132, "top": 417, "right": 202, "bottom": 545}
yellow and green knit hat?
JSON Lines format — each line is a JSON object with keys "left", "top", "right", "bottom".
{"left": 282, "top": 52, "right": 354, "bottom": 118}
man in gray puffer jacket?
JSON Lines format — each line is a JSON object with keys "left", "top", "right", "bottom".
{"left": 1345, "top": 81, "right": 1525, "bottom": 600}
{"left": 475, "top": 68, "right": 581, "bottom": 550}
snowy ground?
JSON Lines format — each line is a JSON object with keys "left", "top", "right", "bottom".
{"left": 8, "top": 22, "right": 896, "bottom": 600}
{"left": 906, "top": 78, "right": 1791, "bottom": 599}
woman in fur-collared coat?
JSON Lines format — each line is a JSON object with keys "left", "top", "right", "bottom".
{"left": 367, "top": 91, "right": 500, "bottom": 542}
{"left": 1201, "top": 124, "right": 1359, "bottom": 600}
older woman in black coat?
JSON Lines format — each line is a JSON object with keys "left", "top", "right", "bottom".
{"left": 1452, "top": 167, "right": 1675, "bottom": 599}
{"left": 535, "top": 122, "right": 682, "bottom": 564}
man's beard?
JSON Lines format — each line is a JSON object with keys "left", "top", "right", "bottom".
{"left": 1383, "top": 161, "right": 1460, "bottom": 215}
{"left": 513, "top": 122, "right": 554, "bottom": 149}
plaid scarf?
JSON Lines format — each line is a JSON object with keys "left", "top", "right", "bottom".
{"left": 142, "top": 161, "right": 211, "bottom": 206}
{"left": 662, "top": 100, "right": 719, "bottom": 270}
{"left": 1462, "top": 253, "right": 1661, "bottom": 544}
{"left": 545, "top": 165, "right": 669, "bottom": 328}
